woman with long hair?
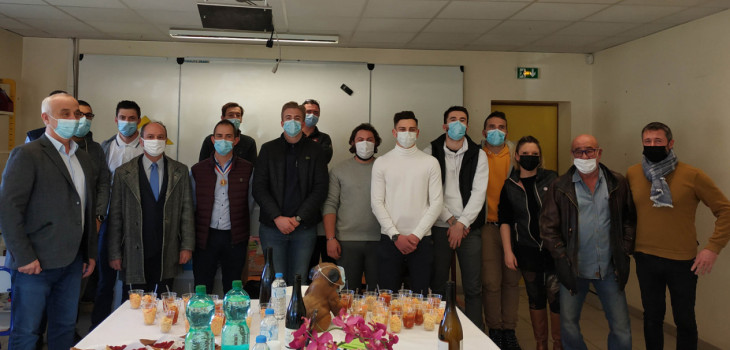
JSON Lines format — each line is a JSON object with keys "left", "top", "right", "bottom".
{"left": 497, "top": 136, "right": 561, "bottom": 350}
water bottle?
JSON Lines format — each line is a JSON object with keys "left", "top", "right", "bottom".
{"left": 260, "top": 308, "right": 279, "bottom": 341}
{"left": 222, "top": 280, "right": 251, "bottom": 350}
{"left": 272, "top": 273, "right": 287, "bottom": 320}
{"left": 251, "top": 335, "right": 270, "bottom": 350}
{"left": 185, "top": 285, "right": 215, "bottom": 350}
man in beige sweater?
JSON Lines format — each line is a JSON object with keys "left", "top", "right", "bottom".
{"left": 627, "top": 122, "right": 730, "bottom": 350}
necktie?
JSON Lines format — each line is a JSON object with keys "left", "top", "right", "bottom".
{"left": 150, "top": 162, "right": 159, "bottom": 200}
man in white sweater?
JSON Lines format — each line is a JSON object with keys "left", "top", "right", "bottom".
{"left": 371, "top": 111, "right": 443, "bottom": 294}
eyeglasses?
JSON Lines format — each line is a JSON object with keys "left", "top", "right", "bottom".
{"left": 572, "top": 148, "right": 599, "bottom": 158}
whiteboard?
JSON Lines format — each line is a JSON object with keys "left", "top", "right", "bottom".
{"left": 178, "top": 58, "right": 370, "bottom": 167}
{"left": 79, "top": 55, "right": 181, "bottom": 159}
{"left": 77, "top": 55, "right": 463, "bottom": 168}
{"left": 370, "top": 64, "right": 463, "bottom": 153}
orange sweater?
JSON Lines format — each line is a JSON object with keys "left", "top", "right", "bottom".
{"left": 627, "top": 162, "right": 730, "bottom": 260}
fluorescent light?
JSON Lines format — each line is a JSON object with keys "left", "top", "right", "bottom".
{"left": 169, "top": 28, "right": 338, "bottom": 44}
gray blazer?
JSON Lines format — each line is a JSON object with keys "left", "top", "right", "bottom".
{"left": 0, "top": 135, "right": 97, "bottom": 270}
{"left": 107, "top": 154, "right": 195, "bottom": 284}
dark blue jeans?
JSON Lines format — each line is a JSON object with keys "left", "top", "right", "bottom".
{"left": 430, "top": 226, "right": 483, "bottom": 329}
{"left": 10, "top": 256, "right": 82, "bottom": 350}
{"left": 337, "top": 240, "right": 380, "bottom": 291}
{"left": 634, "top": 252, "right": 697, "bottom": 350}
{"left": 90, "top": 220, "right": 116, "bottom": 330}
{"left": 377, "top": 234, "right": 433, "bottom": 295}
{"left": 259, "top": 224, "right": 316, "bottom": 286}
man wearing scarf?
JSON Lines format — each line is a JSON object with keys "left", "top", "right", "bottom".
{"left": 627, "top": 122, "right": 730, "bottom": 350}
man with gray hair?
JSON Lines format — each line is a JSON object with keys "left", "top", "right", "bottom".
{"left": 108, "top": 121, "right": 194, "bottom": 297}
{"left": 0, "top": 93, "right": 97, "bottom": 349}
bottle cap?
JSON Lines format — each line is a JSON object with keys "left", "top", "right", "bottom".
{"left": 275, "top": 272, "right": 283, "bottom": 278}
{"left": 256, "top": 335, "right": 267, "bottom": 343}
{"left": 265, "top": 308, "right": 274, "bottom": 315}
{"left": 232, "top": 280, "right": 243, "bottom": 290}
{"left": 195, "top": 285, "right": 207, "bottom": 296}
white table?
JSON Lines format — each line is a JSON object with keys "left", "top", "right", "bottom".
{"left": 76, "top": 288, "right": 497, "bottom": 349}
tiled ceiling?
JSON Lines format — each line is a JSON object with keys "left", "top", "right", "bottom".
{"left": 0, "top": 0, "right": 728, "bottom": 53}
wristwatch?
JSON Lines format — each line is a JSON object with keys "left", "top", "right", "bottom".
{"left": 96, "top": 215, "right": 105, "bottom": 222}
{"left": 391, "top": 234, "right": 401, "bottom": 242}
{"left": 295, "top": 216, "right": 302, "bottom": 223}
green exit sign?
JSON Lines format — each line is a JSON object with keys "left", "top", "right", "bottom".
{"left": 517, "top": 67, "right": 539, "bottom": 79}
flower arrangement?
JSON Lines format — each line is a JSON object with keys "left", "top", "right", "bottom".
{"left": 288, "top": 309, "right": 399, "bottom": 350}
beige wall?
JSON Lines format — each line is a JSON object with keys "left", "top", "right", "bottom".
{"left": 0, "top": 29, "right": 23, "bottom": 174}
{"left": 593, "top": 9, "right": 730, "bottom": 349}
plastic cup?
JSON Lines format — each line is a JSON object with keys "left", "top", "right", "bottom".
{"left": 427, "top": 293, "right": 442, "bottom": 308}
{"left": 160, "top": 309, "right": 174, "bottom": 333}
{"left": 340, "top": 289, "right": 354, "bottom": 310}
{"left": 403, "top": 306, "right": 416, "bottom": 329}
{"left": 388, "top": 310, "right": 402, "bottom": 333}
{"left": 142, "top": 300, "right": 157, "bottom": 325}
{"left": 378, "top": 289, "right": 392, "bottom": 306}
{"left": 211, "top": 310, "right": 225, "bottom": 336}
{"left": 161, "top": 292, "right": 177, "bottom": 311}
{"left": 423, "top": 309, "right": 438, "bottom": 331}
{"left": 128, "top": 289, "right": 144, "bottom": 309}
{"left": 142, "top": 292, "right": 157, "bottom": 305}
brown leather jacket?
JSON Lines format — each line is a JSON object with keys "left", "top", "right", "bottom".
{"left": 539, "top": 164, "right": 636, "bottom": 294}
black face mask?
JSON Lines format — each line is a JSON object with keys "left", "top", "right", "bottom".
{"left": 518, "top": 155, "right": 540, "bottom": 171}
{"left": 643, "top": 146, "right": 669, "bottom": 163}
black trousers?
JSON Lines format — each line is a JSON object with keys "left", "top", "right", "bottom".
{"left": 377, "top": 234, "right": 433, "bottom": 295}
{"left": 635, "top": 252, "right": 698, "bottom": 350}
{"left": 193, "top": 228, "right": 247, "bottom": 295}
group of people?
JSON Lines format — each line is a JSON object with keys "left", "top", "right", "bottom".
{"left": 0, "top": 91, "right": 728, "bottom": 350}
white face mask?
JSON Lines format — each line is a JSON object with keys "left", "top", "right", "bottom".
{"left": 396, "top": 131, "right": 417, "bottom": 149}
{"left": 574, "top": 158, "right": 597, "bottom": 174}
{"left": 143, "top": 139, "right": 166, "bottom": 157}
{"left": 355, "top": 141, "right": 375, "bottom": 159}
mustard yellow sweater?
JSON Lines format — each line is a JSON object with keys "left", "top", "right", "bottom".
{"left": 627, "top": 162, "right": 730, "bottom": 260}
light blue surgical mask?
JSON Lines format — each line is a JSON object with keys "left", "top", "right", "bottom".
{"left": 48, "top": 114, "right": 79, "bottom": 140}
{"left": 304, "top": 114, "right": 319, "bottom": 128}
{"left": 214, "top": 139, "right": 233, "bottom": 156}
{"left": 486, "top": 129, "right": 506, "bottom": 146}
{"left": 283, "top": 119, "right": 302, "bottom": 137}
{"left": 447, "top": 121, "right": 467, "bottom": 141}
{"left": 73, "top": 117, "right": 91, "bottom": 138}
{"left": 226, "top": 118, "right": 241, "bottom": 130}
{"left": 117, "top": 120, "right": 138, "bottom": 137}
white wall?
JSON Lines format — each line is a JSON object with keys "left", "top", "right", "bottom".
{"left": 0, "top": 29, "right": 23, "bottom": 179}
{"left": 593, "top": 9, "right": 730, "bottom": 349}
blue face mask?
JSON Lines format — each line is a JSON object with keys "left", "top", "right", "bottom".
{"left": 73, "top": 117, "right": 91, "bottom": 138}
{"left": 117, "top": 120, "right": 138, "bottom": 137}
{"left": 213, "top": 139, "right": 233, "bottom": 156}
{"left": 283, "top": 119, "right": 302, "bottom": 137}
{"left": 226, "top": 118, "right": 242, "bottom": 130}
{"left": 486, "top": 129, "right": 506, "bottom": 146}
{"left": 48, "top": 114, "right": 79, "bottom": 140}
{"left": 447, "top": 121, "right": 467, "bottom": 141}
{"left": 304, "top": 114, "right": 319, "bottom": 128}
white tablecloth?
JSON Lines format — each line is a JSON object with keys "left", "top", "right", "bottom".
{"left": 76, "top": 287, "right": 497, "bottom": 349}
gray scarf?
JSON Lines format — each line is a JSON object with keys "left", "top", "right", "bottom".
{"left": 642, "top": 150, "right": 677, "bottom": 208}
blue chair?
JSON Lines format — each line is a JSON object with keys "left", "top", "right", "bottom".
{"left": 0, "top": 266, "right": 12, "bottom": 337}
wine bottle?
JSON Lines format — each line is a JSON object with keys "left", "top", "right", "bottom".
{"left": 438, "top": 281, "right": 463, "bottom": 350}
{"left": 285, "top": 274, "right": 307, "bottom": 349}
{"left": 259, "top": 247, "right": 276, "bottom": 304}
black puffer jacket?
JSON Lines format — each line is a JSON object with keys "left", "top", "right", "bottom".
{"left": 498, "top": 168, "right": 558, "bottom": 249}
{"left": 539, "top": 164, "right": 636, "bottom": 294}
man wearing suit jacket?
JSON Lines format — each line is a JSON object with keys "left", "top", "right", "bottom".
{"left": 0, "top": 93, "right": 97, "bottom": 350}
{"left": 108, "top": 121, "right": 195, "bottom": 295}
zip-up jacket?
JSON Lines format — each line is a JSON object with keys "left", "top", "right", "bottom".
{"left": 539, "top": 164, "right": 636, "bottom": 293}
{"left": 498, "top": 167, "right": 558, "bottom": 250}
